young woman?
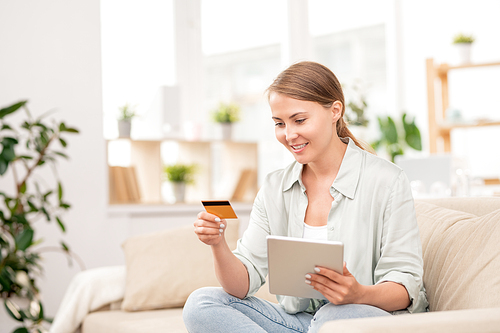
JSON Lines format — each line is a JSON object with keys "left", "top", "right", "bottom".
{"left": 183, "top": 61, "right": 428, "bottom": 333}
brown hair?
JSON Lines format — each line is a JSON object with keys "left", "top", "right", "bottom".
{"left": 266, "top": 61, "right": 371, "bottom": 151}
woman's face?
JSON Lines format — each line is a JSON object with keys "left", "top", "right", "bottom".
{"left": 269, "top": 92, "right": 342, "bottom": 165}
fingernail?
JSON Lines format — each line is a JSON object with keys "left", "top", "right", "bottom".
{"left": 305, "top": 280, "right": 311, "bottom": 284}
{"left": 215, "top": 217, "right": 221, "bottom": 222}
{"left": 219, "top": 229, "right": 223, "bottom": 233}
{"left": 314, "top": 267, "right": 320, "bottom": 273}
{"left": 220, "top": 223, "right": 225, "bottom": 228}
{"left": 305, "top": 274, "right": 311, "bottom": 279}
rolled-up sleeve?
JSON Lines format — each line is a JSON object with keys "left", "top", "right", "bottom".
{"left": 232, "top": 187, "right": 270, "bottom": 297}
{"left": 374, "top": 171, "right": 429, "bottom": 313}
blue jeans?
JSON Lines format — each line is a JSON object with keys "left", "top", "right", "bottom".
{"left": 182, "top": 287, "right": 391, "bottom": 333}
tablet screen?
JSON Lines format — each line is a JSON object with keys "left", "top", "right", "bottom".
{"left": 267, "top": 235, "right": 343, "bottom": 299}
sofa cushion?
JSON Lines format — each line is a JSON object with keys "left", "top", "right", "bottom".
{"left": 121, "top": 219, "right": 239, "bottom": 311}
{"left": 414, "top": 201, "right": 500, "bottom": 311}
{"left": 82, "top": 308, "right": 187, "bottom": 333}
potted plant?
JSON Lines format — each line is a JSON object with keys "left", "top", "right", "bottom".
{"left": 0, "top": 100, "right": 79, "bottom": 332}
{"left": 162, "top": 163, "right": 196, "bottom": 203}
{"left": 117, "top": 103, "right": 136, "bottom": 138}
{"left": 371, "top": 113, "right": 422, "bottom": 163}
{"left": 344, "top": 82, "right": 370, "bottom": 141}
{"left": 211, "top": 102, "right": 240, "bottom": 141}
{"left": 452, "top": 33, "right": 475, "bottom": 64}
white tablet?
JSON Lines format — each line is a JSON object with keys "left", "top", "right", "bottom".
{"left": 267, "top": 235, "right": 344, "bottom": 299}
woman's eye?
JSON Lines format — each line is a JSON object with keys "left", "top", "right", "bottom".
{"left": 296, "top": 119, "right": 306, "bottom": 124}
{"left": 274, "top": 122, "right": 284, "bottom": 127}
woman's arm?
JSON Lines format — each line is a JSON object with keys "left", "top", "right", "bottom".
{"left": 211, "top": 236, "right": 249, "bottom": 299}
{"left": 307, "top": 263, "right": 410, "bottom": 312}
{"left": 360, "top": 281, "right": 410, "bottom": 312}
{"left": 194, "top": 212, "right": 249, "bottom": 299}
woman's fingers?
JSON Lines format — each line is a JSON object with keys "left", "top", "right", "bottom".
{"left": 194, "top": 211, "right": 226, "bottom": 244}
{"left": 305, "top": 263, "right": 362, "bottom": 305}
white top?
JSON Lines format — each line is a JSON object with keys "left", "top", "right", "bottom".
{"left": 233, "top": 137, "right": 428, "bottom": 314}
{"left": 302, "top": 223, "right": 328, "bottom": 241}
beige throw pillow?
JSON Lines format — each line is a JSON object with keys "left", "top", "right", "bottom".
{"left": 415, "top": 201, "right": 500, "bottom": 311}
{"left": 121, "top": 220, "right": 239, "bottom": 311}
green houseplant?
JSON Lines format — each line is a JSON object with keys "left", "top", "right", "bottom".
{"left": 117, "top": 103, "right": 137, "bottom": 138}
{"left": 0, "top": 100, "right": 79, "bottom": 332}
{"left": 162, "top": 164, "right": 196, "bottom": 203}
{"left": 452, "top": 33, "right": 475, "bottom": 44}
{"left": 211, "top": 102, "right": 241, "bottom": 141}
{"left": 371, "top": 113, "right": 422, "bottom": 163}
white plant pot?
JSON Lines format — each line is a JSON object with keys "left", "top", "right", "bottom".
{"left": 221, "top": 123, "right": 233, "bottom": 141}
{"left": 172, "top": 182, "right": 186, "bottom": 203}
{"left": 454, "top": 43, "right": 472, "bottom": 64}
{"left": 118, "top": 120, "right": 132, "bottom": 138}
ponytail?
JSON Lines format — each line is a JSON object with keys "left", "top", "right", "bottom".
{"left": 337, "top": 117, "right": 375, "bottom": 153}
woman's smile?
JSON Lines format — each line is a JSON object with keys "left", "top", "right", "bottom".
{"left": 291, "top": 142, "right": 308, "bottom": 152}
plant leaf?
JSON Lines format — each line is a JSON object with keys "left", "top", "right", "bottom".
{"left": 0, "top": 100, "right": 27, "bottom": 119}
{"left": 54, "top": 151, "right": 68, "bottom": 159}
{"left": 38, "top": 301, "right": 44, "bottom": 320}
{"left": 13, "top": 327, "right": 29, "bottom": 333}
{"left": 4, "top": 299, "right": 24, "bottom": 322}
{"left": 402, "top": 113, "right": 422, "bottom": 151}
{"left": 40, "top": 206, "right": 51, "bottom": 221}
{"left": 58, "top": 182, "right": 63, "bottom": 201}
{"left": 16, "top": 228, "right": 34, "bottom": 251}
{"left": 61, "top": 241, "right": 70, "bottom": 252}
{"left": 56, "top": 216, "right": 66, "bottom": 233}
{"left": 59, "top": 202, "right": 71, "bottom": 209}
{"left": 64, "top": 127, "right": 79, "bottom": 133}
{"left": 0, "top": 157, "right": 7, "bottom": 175}
{"left": 20, "top": 182, "right": 27, "bottom": 194}
{"left": 59, "top": 137, "right": 67, "bottom": 147}
{"left": 384, "top": 116, "right": 399, "bottom": 144}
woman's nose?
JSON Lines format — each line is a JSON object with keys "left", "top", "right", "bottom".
{"left": 285, "top": 126, "right": 298, "bottom": 141}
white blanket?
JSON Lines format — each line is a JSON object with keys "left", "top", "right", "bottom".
{"left": 50, "top": 265, "right": 126, "bottom": 333}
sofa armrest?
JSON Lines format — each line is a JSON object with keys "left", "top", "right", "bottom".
{"left": 318, "top": 307, "right": 500, "bottom": 333}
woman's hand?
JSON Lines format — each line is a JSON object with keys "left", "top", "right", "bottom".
{"left": 305, "top": 262, "right": 366, "bottom": 305}
{"left": 194, "top": 211, "right": 226, "bottom": 246}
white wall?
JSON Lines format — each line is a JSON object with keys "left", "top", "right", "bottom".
{"left": 399, "top": 0, "right": 500, "bottom": 178}
{"left": 0, "top": 0, "right": 110, "bottom": 323}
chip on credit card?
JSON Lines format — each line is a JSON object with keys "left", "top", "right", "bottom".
{"left": 201, "top": 200, "right": 238, "bottom": 219}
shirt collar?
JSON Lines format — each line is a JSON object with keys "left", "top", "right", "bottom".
{"left": 282, "top": 137, "right": 362, "bottom": 199}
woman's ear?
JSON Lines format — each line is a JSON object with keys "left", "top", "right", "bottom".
{"left": 331, "top": 101, "right": 343, "bottom": 123}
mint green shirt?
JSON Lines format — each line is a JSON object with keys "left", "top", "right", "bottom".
{"left": 233, "top": 138, "right": 428, "bottom": 314}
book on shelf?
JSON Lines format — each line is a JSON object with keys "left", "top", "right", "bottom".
{"left": 109, "top": 166, "right": 141, "bottom": 204}
{"left": 231, "top": 169, "right": 257, "bottom": 202}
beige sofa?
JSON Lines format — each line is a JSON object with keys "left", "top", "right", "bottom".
{"left": 69, "top": 197, "right": 500, "bottom": 332}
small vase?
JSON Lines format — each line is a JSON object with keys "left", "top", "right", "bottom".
{"left": 221, "top": 123, "right": 232, "bottom": 141}
{"left": 454, "top": 43, "right": 472, "bottom": 64}
{"left": 172, "top": 182, "right": 186, "bottom": 203}
{"left": 118, "top": 120, "right": 132, "bottom": 138}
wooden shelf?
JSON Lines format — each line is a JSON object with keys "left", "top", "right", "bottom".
{"left": 436, "top": 61, "right": 500, "bottom": 74}
{"left": 438, "top": 120, "right": 500, "bottom": 134}
{"left": 106, "top": 139, "right": 259, "bottom": 205}
{"left": 426, "top": 58, "right": 500, "bottom": 153}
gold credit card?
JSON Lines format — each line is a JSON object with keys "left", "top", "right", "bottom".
{"left": 201, "top": 200, "right": 238, "bottom": 219}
